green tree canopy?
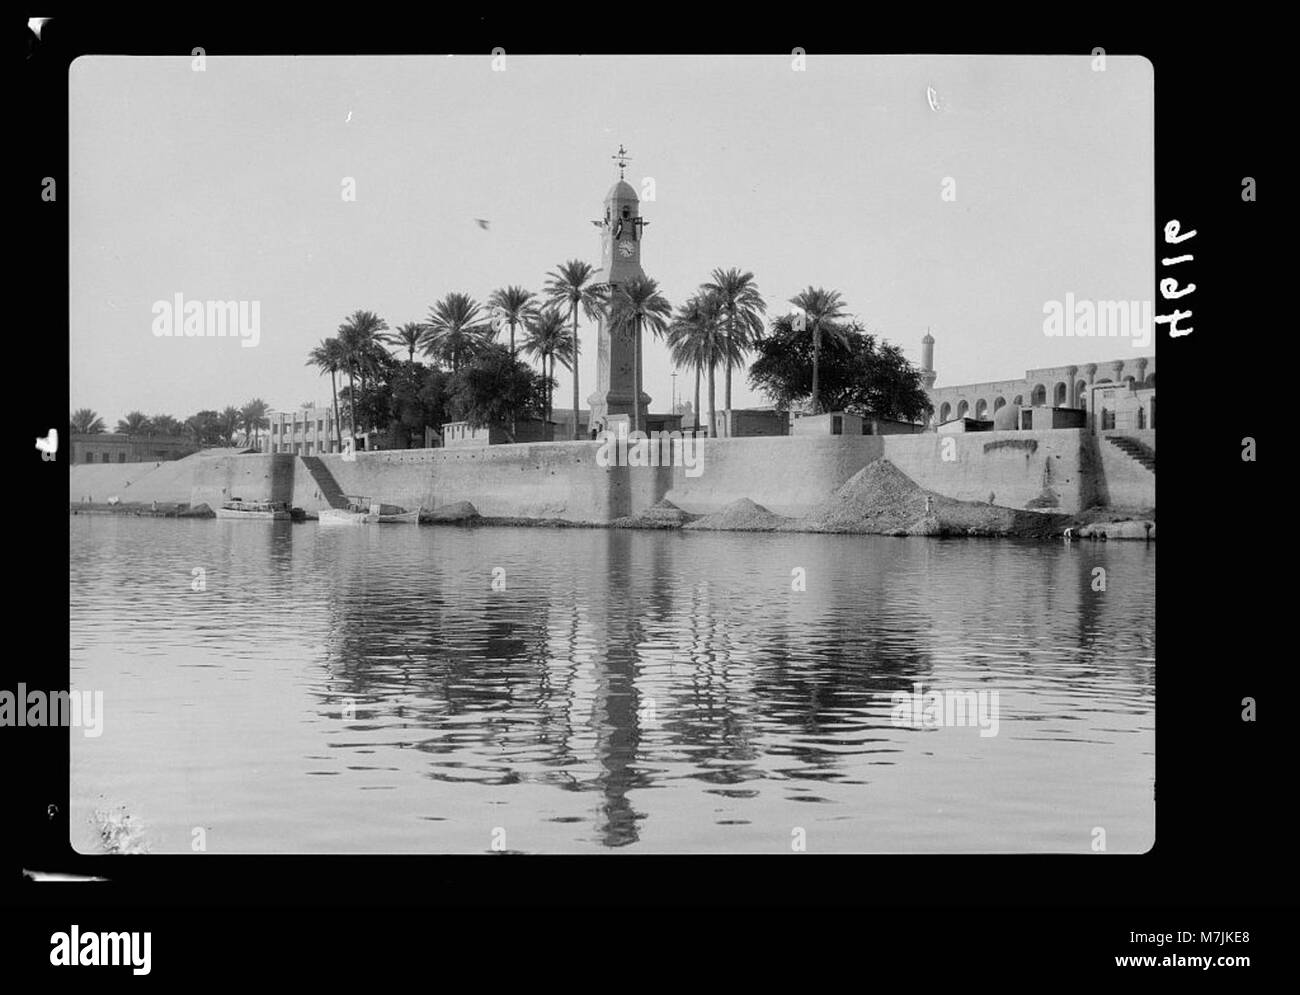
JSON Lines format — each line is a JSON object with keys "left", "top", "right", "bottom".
{"left": 748, "top": 316, "right": 931, "bottom": 423}
{"left": 449, "top": 343, "right": 550, "bottom": 443}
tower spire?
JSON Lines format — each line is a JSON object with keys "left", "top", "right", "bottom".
{"left": 611, "top": 144, "right": 631, "bottom": 179}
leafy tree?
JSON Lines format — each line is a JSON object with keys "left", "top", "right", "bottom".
{"left": 448, "top": 343, "right": 550, "bottom": 444}
{"left": 389, "top": 363, "right": 451, "bottom": 448}
{"left": 346, "top": 348, "right": 403, "bottom": 444}
{"left": 748, "top": 316, "right": 930, "bottom": 422}
{"left": 185, "top": 410, "right": 224, "bottom": 447}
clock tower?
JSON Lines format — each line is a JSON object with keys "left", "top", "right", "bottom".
{"left": 588, "top": 145, "right": 650, "bottom": 434}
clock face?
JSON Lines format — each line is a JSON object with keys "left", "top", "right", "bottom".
{"left": 618, "top": 241, "right": 634, "bottom": 258}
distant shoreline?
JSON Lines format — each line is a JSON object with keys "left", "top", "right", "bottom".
{"left": 70, "top": 501, "right": 1154, "bottom": 541}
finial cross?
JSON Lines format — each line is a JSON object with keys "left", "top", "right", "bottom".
{"left": 612, "top": 144, "right": 631, "bottom": 179}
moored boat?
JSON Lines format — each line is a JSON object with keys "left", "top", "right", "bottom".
{"left": 318, "top": 507, "right": 368, "bottom": 525}
{"left": 215, "top": 498, "right": 292, "bottom": 520}
{"left": 364, "top": 502, "right": 419, "bottom": 524}
{"left": 318, "top": 496, "right": 419, "bottom": 525}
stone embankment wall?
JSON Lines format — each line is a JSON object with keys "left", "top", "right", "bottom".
{"left": 125, "top": 430, "right": 1155, "bottom": 522}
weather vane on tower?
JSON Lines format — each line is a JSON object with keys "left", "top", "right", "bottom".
{"left": 612, "top": 144, "right": 631, "bottom": 179}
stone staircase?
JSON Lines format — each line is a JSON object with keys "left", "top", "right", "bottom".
{"left": 1105, "top": 435, "right": 1155, "bottom": 472}
{"left": 299, "top": 455, "right": 351, "bottom": 509}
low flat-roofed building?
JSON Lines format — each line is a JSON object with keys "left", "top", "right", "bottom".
{"left": 791, "top": 411, "right": 862, "bottom": 436}
{"left": 441, "top": 418, "right": 555, "bottom": 447}
{"left": 547, "top": 408, "right": 592, "bottom": 440}
{"left": 713, "top": 408, "right": 788, "bottom": 438}
{"left": 71, "top": 433, "right": 196, "bottom": 464}
{"left": 937, "top": 417, "right": 995, "bottom": 434}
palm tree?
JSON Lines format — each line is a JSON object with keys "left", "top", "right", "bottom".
{"left": 703, "top": 268, "right": 766, "bottom": 434}
{"left": 307, "top": 337, "right": 346, "bottom": 453}
{"left": 384, "top": 322, "right": 425, "bottom": 364}
{"left": 239, "top": 398, "right": 270, "bottom": 448}
{"left": 789, "top": 287, "right": 849, "bottom": 414}
{"left": 668, "top": 292, "right": 732, "bottom": 438}
{"left": 606, "top": 276, "right": 672, "bottom": 434}
{"left": 488, "top": 286, "right": 538, "bottom": 357}
{"left": 420, "top": 293, "right": 492, "bottom": 374}
{"left": 337, "top": 310, "right": 390, "bottom": 445}
{"left": 71, "top": 409, "right": 106, "bottom": 434}
{"left": 521, "top": 307, "right": 573, "bottom": 437}
{"left": 115, "top": 411, "right": 152, "bottom": 436}
{"left": 544, "top": 260, "right": 606, "bottom": 440}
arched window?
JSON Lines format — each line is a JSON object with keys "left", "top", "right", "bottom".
{"left": 956, "top": 400, "right": 969, "bottom": 419}
{"left": 1054, "top": 382, "right": 1068, "bottom": 406}
{"left": 1145, "top": 373, "right": 1155, "bottom": 388}
{"left": 1031, "top": 384, "right": 1047, "bottom": 406}
{"left": 1076, "top": 380, "right": 1087, "bottom": 407}
{"left": 993, "top": 396, "right": 1006, "bottom": 412}
{"left": 975, "top": 399, "right": 988, "bottom": 420}
{"left": 939, "top": 402, "right": 951, "bottom": 423}
{"left": 1013, "top": 395, "right": 1023, "bottom": 406}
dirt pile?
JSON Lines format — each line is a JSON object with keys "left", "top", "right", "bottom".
{"left": 787, "top": 459, "right": 1074, "bottom": 538}
{"left": 793, "top": 460, "right": 931, "bottom": 534}
{"left": 685, "top": 498, "right": 787, "bottom": 532}
{"left": 611, "top": 499, "right": 694, "bottom": 529}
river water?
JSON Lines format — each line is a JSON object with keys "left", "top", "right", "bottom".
{"left": 69, "top": 515, "right": 1154, "bottom": 853}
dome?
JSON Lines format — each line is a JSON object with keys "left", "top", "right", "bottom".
{"left": 992, "top": 403, "right": 1020, "bottom": 431}
{"left": 605, "top": 179, "right": 638, "bottom": 203}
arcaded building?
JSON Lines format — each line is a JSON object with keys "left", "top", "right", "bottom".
{"left": 919, "top": 331, "right": 1155, "bottom": 431}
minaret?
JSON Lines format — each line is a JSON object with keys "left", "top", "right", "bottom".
{"left": 921, "top": 328, "right": 937, "bottom": 390}
{"left": 588, "top": 145, "right": 650, "bottom": 434}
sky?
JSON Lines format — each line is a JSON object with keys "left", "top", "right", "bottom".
{"left": 70, "top": 54, "right": 1153, "bottom": 427}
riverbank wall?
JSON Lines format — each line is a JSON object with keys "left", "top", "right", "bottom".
{"left": 69, "top": 429, "right": 1154, "bottom": 522}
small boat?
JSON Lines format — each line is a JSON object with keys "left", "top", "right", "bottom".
{"left": 319, "top": 497, "right": 419, "bottom": 525}
{"left": 366, "top": 505, "right": 419, "bottom": 524}
{"left": 318, "top": 506, "right": 367, "bottom": 525}
{"left": 215, "top": 497, "right": 292, "bottom": 520}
